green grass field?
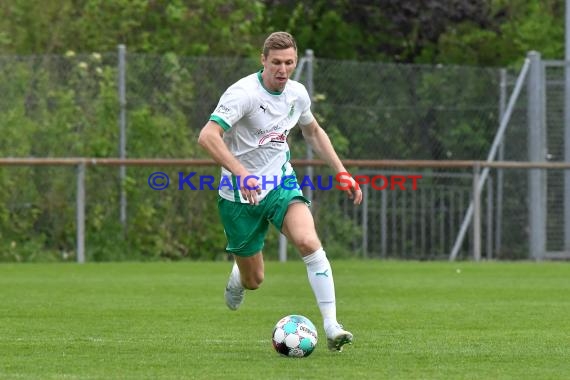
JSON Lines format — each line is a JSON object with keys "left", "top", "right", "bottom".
{"left": 1, "top": 260, "right": 569, "bottom": 379}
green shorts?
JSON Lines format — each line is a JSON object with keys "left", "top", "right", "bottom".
{"left": 217, "top": 176, "right": 310, "bottom": 257}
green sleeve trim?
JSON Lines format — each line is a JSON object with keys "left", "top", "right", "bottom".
{"left": 209, "top": 115, "right": 231, "bottom": 131}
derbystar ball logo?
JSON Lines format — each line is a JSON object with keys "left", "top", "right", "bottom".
{"left": 298, "top": 325, "right": 317, "bottom": 338}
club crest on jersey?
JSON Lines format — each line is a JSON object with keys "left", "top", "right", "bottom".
{"left": 288, "top": 103, "right": 295, "bottom": 117}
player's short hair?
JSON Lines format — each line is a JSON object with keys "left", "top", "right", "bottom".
{"left": 263, "top": 32, "right": 297, "bottom": 57}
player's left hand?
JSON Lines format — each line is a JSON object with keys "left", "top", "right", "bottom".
{"left": 337, "top": 173, "right": 363, "bottom": 205}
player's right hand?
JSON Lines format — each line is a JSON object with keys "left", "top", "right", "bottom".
{"left": 240, "top": 175, "right": 262, "bottom": 205}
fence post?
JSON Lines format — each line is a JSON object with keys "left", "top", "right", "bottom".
{"left": 473, "top": 163, "right": 481, "bottom": 261}
{"left": 278, "top": 234, "right": 287, "bottom": 262}
{"left": 305, "top": 49, "right": 315, "bottom": 205}
{"left": 486, "top": 176, "right": 494, "bottom": 260}
{"left": 495, "top": 68, "right": 507, "bottom": 257}
{"left": 118, "top": 44, "right": 127, "bottom": 232}
{"left": 361, "top": 184, "right": 369, "bottom": 258}
{"left": 565, "top": 0, "right": 570, "bottom": 251}
{"left": 76, "top": 162, "right": 86, "bottom": 263}
{"left": 527, "top": 51, "right": 547, "bottom": 260}
{"left": 380, "top": 188, "right": 387, "bottom": 258}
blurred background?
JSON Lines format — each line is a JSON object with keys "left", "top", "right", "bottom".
{"left": 0, "top": 0, "right": 566, "bottom": 262}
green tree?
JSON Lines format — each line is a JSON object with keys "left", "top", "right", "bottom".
{"left": 0, "top": 0, "right": 265, "bottom": 57}
{"left": 434, "top": 0, "right": 564, "bottom": 67}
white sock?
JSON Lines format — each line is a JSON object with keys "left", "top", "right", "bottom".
{"left": 302, "top": 248, "right": 337, "bottom": 331}
{"left": 228, "top": 260, "right": 243, "bottom": 289}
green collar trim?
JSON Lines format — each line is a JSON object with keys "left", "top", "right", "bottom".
{"left": 257, "top": 70, "right": 282, "bottom": 96}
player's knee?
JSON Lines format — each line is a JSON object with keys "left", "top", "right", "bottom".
{"left": 242, "top": 271, "right": 264, "bottom": 290}
{"left": 294, "top": 235, "right": 322, "bottom": 255}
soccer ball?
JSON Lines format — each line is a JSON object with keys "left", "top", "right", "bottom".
{"left": 272, "top": 314, "right": 318, "bottom": 357}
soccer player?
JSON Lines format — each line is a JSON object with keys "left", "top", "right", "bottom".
{"left": 198, "top": 31, "right": 362, "bottom": 352}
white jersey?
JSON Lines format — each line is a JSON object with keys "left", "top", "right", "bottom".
{"left": 209, "top": 70, "right": 315, "bottom": 203}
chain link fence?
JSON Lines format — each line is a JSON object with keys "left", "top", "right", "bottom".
{"left": 0, "top": 49, "right": 563, "bottom": 261}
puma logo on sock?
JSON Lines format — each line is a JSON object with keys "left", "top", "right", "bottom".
{"left": 316, "top": 269, "right": 329, "bottom": 277}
